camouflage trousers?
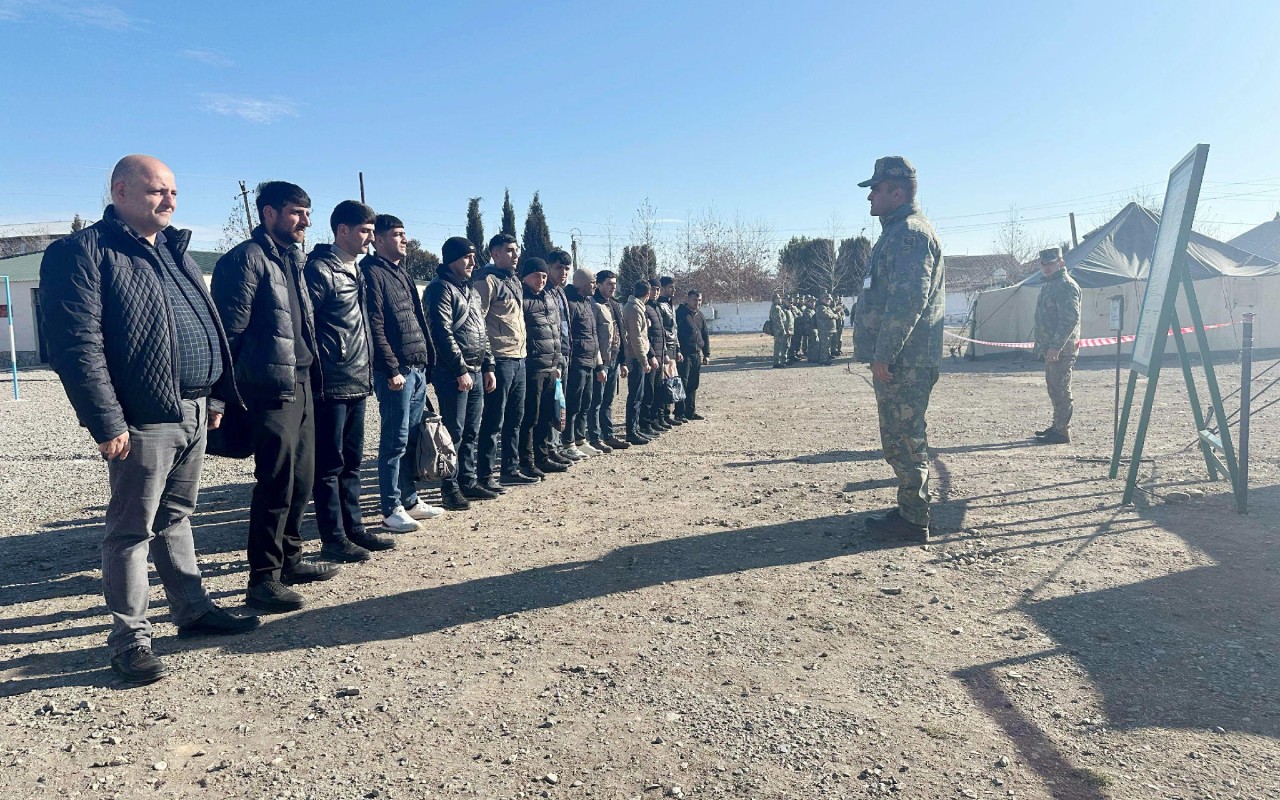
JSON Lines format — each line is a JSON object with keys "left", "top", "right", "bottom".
{"left": 772, "top": 333, "right": 791, "bottom": 365}
{"left": 873, "top": 366, "right": 939, "bottom": 526}
{"left": 1045, "top": 349, "right": 1076, "bottom": 434}
{"left": 812, "top": 330, "right": 831, "bottom": 363}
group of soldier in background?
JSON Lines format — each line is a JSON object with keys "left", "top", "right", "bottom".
{"left": 766, "top": 292, "right": 849, "bottom": 367}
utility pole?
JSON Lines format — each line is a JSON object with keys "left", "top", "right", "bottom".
{"left": 359, "top": 172, "right": 366, "bottom": 204}
{"left": 570, "top": 228, "right": 582, "bottom": 268}
{"left": 238, "top": 181, "right": 254, "bottom": 231}
{"left": 1069, "top": 212, "right": 1079, "bottom": 248}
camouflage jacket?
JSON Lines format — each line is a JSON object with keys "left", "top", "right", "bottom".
{"left": 814, "top": 305, "right": 837, "bottom": 335}
{"left": 853, "top": 201, "right": 945, "bottom": 367}
{"left": 1032, "top": 269, "right": 1081, "bottom": 356}
{"left": 769, "top": 302, "right": 793, "bottom": 335}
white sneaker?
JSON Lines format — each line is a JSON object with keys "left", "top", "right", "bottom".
{"left": 563, "top": 445, "right": 585, "bottom": 460}
{"left": 382, "top": 507, "right": 421, "bottom": 533}
{"left": 576, "top": 441, "right": 600, "bottom": 456}
{"left": 404, "top": 502, "right": 444, "bottom": 520}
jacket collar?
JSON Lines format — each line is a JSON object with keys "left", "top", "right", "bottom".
{"left": 252, "top": 225, "right": 300, "bottom": 266}
{"left": 102, "top": 205, "right": 192, "bottom": 257}
{"left": 879, "top": 200, "right": 920, "bottom": 231}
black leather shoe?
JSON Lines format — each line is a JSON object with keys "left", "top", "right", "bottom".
{"left": 245, "top": 580, "right": 305, "bottom": 613}
{"left": 604, "top": 437, "right": 631, "bottom": 450}
{"left": 536, "top": 459, "right": 568, "bottom": 473}
{"left": 653, "top": 419, "right": 672, "bottom": 431}
{"left": 281, "top": 560, "right": 341, "bottom": 585}
{"left": 864, "top": 509, "right": 930, "bottom": 542}
{"left": 549, "top": 452, "right": 574, "bottom": 466}
{"left": 666, "top": 416, "right": 685, "bottom": 426}
{"left": 177, "top": 606, "right": 260, "bottom": 638}
{"left": 520, "top": 461, "right": 546, "bottom": 479}
{"left": 627, "top": 433, "right": 650, "bottom": 446}
{"left": 501, "top": 470, "right": 540, "bottom": 485}
{"left": 321, "top": 538, "right": 371, "bottom": 562}
{"left": 461, "top": 483, "right": 500, "bottom": 500}
{"left": 440, "top": 486, "right": 471, "bottom": 511}
{"left": 111, "top": 645, "right": 167, "bottom": 685}
{"left": 479, "top": 477, "right": 508, "bottom": 494}
{"left": 350, "top": 531, "right": 396, "bottom": 552}
{"left": 1038, "top": 429, "right": 1071, "bottom": 444}
{"left": 687, "top": 413, "right": 705, "bottom": 421}
{"left": 588, "top": 440, "right": 613, "bottom": 454}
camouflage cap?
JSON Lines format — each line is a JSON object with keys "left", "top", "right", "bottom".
{"left": 857, "top": 156, "right": 916, "bottom": 188}
{"left": 1039, "top": 247, "right": 1063, "bottom": 264}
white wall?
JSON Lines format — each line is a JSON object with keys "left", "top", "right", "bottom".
{"left": 705, "top": 297, "right": 857, "bottom": 333}
{"left": 1, "top": 279, "right": 40, "bottom": 365}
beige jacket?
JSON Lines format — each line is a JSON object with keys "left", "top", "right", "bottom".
{"left": 622, "top": 296, "right": 652, "bottom": 363}
{"left": 473, "top": 266, "right": 527, "bottom": 359}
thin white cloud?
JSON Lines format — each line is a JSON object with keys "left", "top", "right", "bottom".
{"left": 198, "top": 93, "right": 299, "bottom": 124}
{"left": 179, "top": 47, "right": 233, "bottom": 67}
{"left": 0, "top": 0, "right": 135, "bottom": 30}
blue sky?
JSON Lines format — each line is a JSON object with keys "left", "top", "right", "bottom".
{"left": 2, "top": 0, "right": 1279, "bottom": 267}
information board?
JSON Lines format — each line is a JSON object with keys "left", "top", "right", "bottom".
{"left": 1130, "top": 147, "right": 1204, "bottom": 374}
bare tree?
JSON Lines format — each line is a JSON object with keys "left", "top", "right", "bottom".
{"left": 215, "top": 200, "right": 254, "bottom": 253}
{"left": 678, "top": 208, "right": 775, "bottom": 302}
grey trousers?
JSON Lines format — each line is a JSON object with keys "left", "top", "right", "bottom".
{"left": 102, "top": 398, "right": 214, "bottom": 656}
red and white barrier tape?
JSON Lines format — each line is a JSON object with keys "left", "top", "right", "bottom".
{"left": 946, "top": 321, "right": 1236, "bottom": 350}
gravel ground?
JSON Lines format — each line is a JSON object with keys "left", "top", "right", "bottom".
{"left": 1, "top": 333, "right": 1277, "bottom": 800}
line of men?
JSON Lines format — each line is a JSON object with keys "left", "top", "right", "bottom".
{"left": 767, "top": 292, "right": 847, "bottom": 367}
{"left": 39, "top": 155, "right": 712, "bottom": 686}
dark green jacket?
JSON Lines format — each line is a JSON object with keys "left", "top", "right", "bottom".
{"left": 1032, "top": 269, "right": 1082, "bottom": 356}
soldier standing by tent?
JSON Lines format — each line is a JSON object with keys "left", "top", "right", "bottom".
{"left": 1031, "top": 247, "right": 1081, "bottom": 444}
{"left": 854, "top": 156, "right": 945, "bottom": 542}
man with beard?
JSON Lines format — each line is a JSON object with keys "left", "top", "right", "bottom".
{"left": 42, "top": 155, "right": 257, "bottom": 683}
{"left": 424, "top": 237, "right": 497, "bottom": 508}
{"left": 590, "top": 270, "right": 630, "bottom": 451}
{"left": 304, "top": 201, "right": 392, "bottom": 563}
{"left": 213, "top": 181, "right": 341, "bottom": 613}
{"left": 675, "top": 289, "right": 711, "bottom": 421}
{"left": 853, "top": 156, "right": 945, "bottom": 542}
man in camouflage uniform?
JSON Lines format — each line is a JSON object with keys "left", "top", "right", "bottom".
{"left": 831, "top": 297, "right": 847, "bottom": 357}
{"left": 812, "top": 294, "right": 837, "bottom": 365}
{"left": 1031, "top": 247, "right": 1081, "bottom": 444}
{"left": 769, "top": 291, "right": 793, "bottom": 368}
{"left": 853, "top": 156, "right": 945, "bottom": 541}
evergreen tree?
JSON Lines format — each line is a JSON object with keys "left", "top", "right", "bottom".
{"left": 404, "top": 239, "right": 441, "bottom": 283}
{"left": 521, "top": 191, "right": 554, "bottom": 264}
{"left": 617, "top": 244, "right": 658, "bottom": 299}
{"left": 501, "top": 189, "right": 517, "bottom": 237}
{"left": 466, "top": 197, "right": 489, "bottom": 266}
{"left": 835, "top": 236, "right": 872, "bottom": 296}
{"left": 70, "top": 214, "right": 86, "bottom": 233}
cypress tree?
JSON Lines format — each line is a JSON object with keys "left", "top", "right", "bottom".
{"left": 466, "top": 197, "right": 489, "bottom": 266}
{"left": 617, "top": 244, "right": 658, "bottom": 299}
{"left": 521, "top": 191, "right": 554, "bottom": 264}
{"left": 501, "top": 189, "right": 517, "bottom": 237}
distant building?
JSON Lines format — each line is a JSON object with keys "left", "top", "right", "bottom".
{"left": 943, "top": 253, "right": 1023, "bottom": 324}
{"left": 0, "top": 221, "right": 75, "bottom": 258}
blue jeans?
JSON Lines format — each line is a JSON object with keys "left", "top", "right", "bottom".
{"left": 478, "top": 357, "right": 526, "bottom": 478}
{"left": 590, "top": 362, "right": 618, "bottom": 442}
{"left": 433, "top": 370, "right": 484, "bottom": 490}
{"left": 373, "top": 366, "right": 427, "bottom": 517}
{"left": 625, "top": 358, "right": 648, "bottom": 436}
{"left": 313, "top": 396, "right": 367, "bottom": 542}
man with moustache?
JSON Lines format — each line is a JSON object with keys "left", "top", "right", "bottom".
{"left": 213, "top": 181, "right": 340, "bottom": 613}
{"left": 473, "top": 233, "right": 536, "bottom": 489}
{"left": 362, "top": 214, "right": 442, "bottom": 532}
{"left": 853, "top": 156, "right": 945, "bottom": 542}
{"left": 41, "top": 155, "right": 257, "bottom": 684}
{"left": 304, "top": 201, "right": 391, "bottom": 563}
{"left": 622, "top": 280, "right": 658, "bottom": 445}
{"left": 642, "top": 281, "right": 669, "bottom": 437}
{"left": 590, "top": 269, "right": 631, "bottom": 451}
{"left": 543, "top": 249, "right": 577, "bottom": 465}
{"left": 562, "top": 268, "right": 607, "bottom": 458}
{"left": 675, "top": 289, "right": 711, "bottom": 421}
{"left": 518, "top": 257, "right": 563, "bottom": 476}
{"left": 424, "top": 237, "right": 497, "bottom": 508}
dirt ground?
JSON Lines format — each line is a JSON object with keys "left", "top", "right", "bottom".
{"left": 1, "top": 332, "right": 1277, "bottom": 800}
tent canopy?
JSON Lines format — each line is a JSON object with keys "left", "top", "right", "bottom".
{"left": 1019, "top": 202, "right": 1280, "bottom": 289}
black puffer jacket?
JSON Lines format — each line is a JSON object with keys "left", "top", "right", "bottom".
{"left": 212, "top": 226, "right": 316, "bottom": 403}
{"left": 564, "top": 285, "right": 602, "bottom": 368}
{"left": 304, "top": 245, "right": 373, "bottom": 401}
{"left": 40, "top": 207, "right": 240, "bottom": 443}
{"left": 522, "top": 283, "right": 563, "bottom": 372}
{"left": 645, "top": 301, "right": 666, "bottom": 361}
{"left": 423, "top": 264, "right": 493, "bottom": 377}
{"left": 362, "top": 252, "right": 431, "bottom": 375}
